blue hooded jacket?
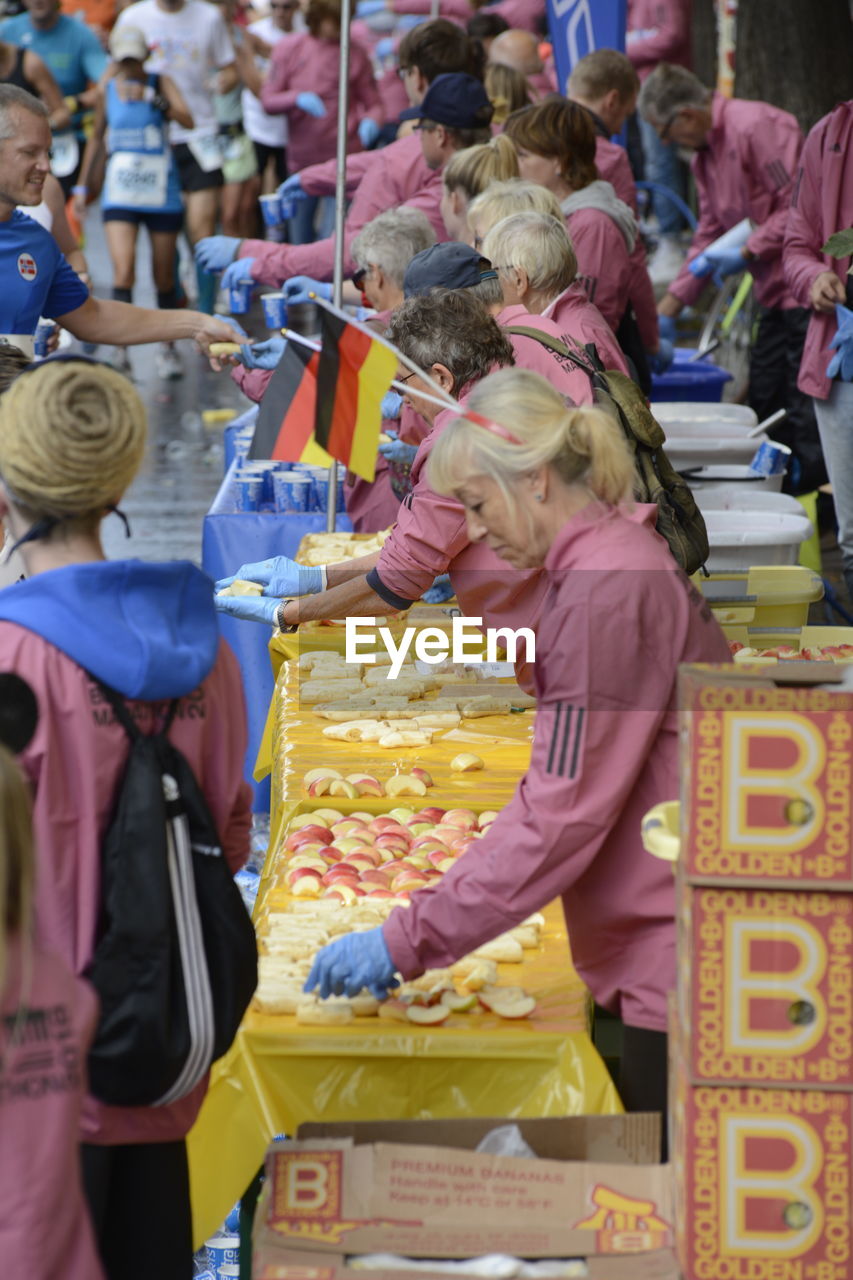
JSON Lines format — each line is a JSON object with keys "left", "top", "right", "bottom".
{"left": 0, "top": 560, "right": 220, "bottom": 700}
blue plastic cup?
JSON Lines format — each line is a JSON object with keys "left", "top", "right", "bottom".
{"left": 274, "top": 469, "right": 311, "bottom": 512}
{"left": 279, "top": 194, "right": 296, "bottom": 221}
{"left": 33, "top": 319, "right": 54, "bottom": 358}
{"left": 311, "top": 471, "right": 345, "bottom": 513}
{"left": 228, "top": 281, "right": 252, "bottom": 315}
{"left": 234, "top": 473, "right": 264, "bottom": 511}
{"left": 261, "top": 292, "right": 286, "bottom": 329}
{"left": 749, "top": 440, "right": 791, "bottom": 478}
{"left": 259, "top": 193, "right": 282, "bottom": 227}
{"left": 205, "top": 1234, "right": 240, "bottom": 1274}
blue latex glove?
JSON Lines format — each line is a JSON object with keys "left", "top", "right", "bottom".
{"left": 215, "top": 555, "right": 324, "bottom": 596}
{"left": 375, "top": 35, "right": 395, "bottom": 58}
{"left": 378, "top": 437, "right": 418, "bottom": 465}
{"left": 221, "top": 257, "right": 255, "bottom": 290}
{"left": 217, "top": 315, "right": 249, "bottom": 341}
{"left": 296, "top": 91, "right": 326, "bottom": 118}
{"left": 194, "top": 235, "right": 241, "bottom": 272}
{"left": 284, "top": 276, "right": 331, "bottom": 306}
{"left": 397, "top": 14, "right": 423, "bottom": 28}
{"left": 657, "top": 314, "right": 677, "bottom": 345}
{"left": 827, "top": 304, "right": 853, "bottom": 381}
{"left": 687, "top": 251, "right": 712, "bottom": 280}
{"left": 277, "top": 173, "right": 307, "bottom": 202}
{"left": 356, "top": 0, "right": 385, "bottom": 14}
{"left": 381, "top": 389, "right": 403, "bottom": 419}
{"left": 649, "top": 337, "right": 675, "bottom": 374}
{"left": 422, "top": 573, "right": 454, "bottom": 604}
{"left": 358, "top": 117, "right": 380, "bottom": 148}
{"left": 704, "top": 243, "right": 747, "bottom": 284}
{"left": 215, "top": 593, "right": 282, "bottom": 625}
{"left": 239, "top": 336, "right": 286, "bottom": 370}
{"left": 304, "top": 927, "right": 398, "bottom": 1000}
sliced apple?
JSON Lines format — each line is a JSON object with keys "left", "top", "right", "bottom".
{"left": 378, "top": 999, "right": 410, "bottom": 1022}
{"left": 311, "top": 807, "right": 345, "bottom": 825}
{"left": 290, "top": 875, "right": 322, "bottom": 898}
{"left": 406, "top": 1003, "right": 451, "bottom": 1025}
{"left": 328, "top": 779, "right": 359, "bottom": 799}
{"left": 290, "top": 812, "right": 333, "bottom": 830}
{"left": 443, "top": 809, "right": 478, "bottom": 830}
{"left": 345, "top": 773, "right": 385, "bottom": 797}
{"left": 450, "top": 753, "right": 484, "bottom": 773}
{"left": 387, "top": 806, "right": 415, "bottom": 823}
{"left": 385, "top": 774, "right": 428, "bottom": 797}
{"left": 410, "top": 767, "right": 433, "bottom": 787}
{"left": 323, "top": 883, "right": 359, "bottom": 904}
{"left": 307, "top": 777, "right": 333, "bottom": 797}
{"left": 440, "top": 990, "right": 478, "bottom": 1012}
{"left": 477, "top": 810, "right": 499, "bottom": 827}
{"left": 483, "top": 990, "right": 537, "bottom": 1019}
{"left": 304, "top": 767, "right": 343, "bottom": 785}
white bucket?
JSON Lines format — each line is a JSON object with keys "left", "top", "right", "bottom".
{"left": 697, "top": 489, "right": 805, "bottom": 518}
{"left": 665, "top": 419, "right": 768, "bottom": 470}
{"left": 653, "top": 401, "right": 759, "bottom": 427}
{"left": 680, "top": 464, "right": 783, "bottom": 494}
{"left": 703, "top": 510, "right": 813, "bottom": 571}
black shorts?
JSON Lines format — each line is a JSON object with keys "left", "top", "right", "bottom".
{"left": 253, "top": 140, "right": 288, "bottom": 185}
{"left": 172, "top": 141, "right": 224, "bottom": 193}
{"left": 103, "top": 207, "right": 184, "bottom": 232}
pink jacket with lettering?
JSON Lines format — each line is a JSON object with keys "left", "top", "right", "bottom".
{"left": 384, "top": 502, "right": 731, "bottom": 1031}
{"left": 783, "top": 101, "right": 853, "bottom": 401}
{"left": 668, "top": 93, "right": 803, "bottom": 312}
{"left": 626, "top": 0, "right": 691, "bottom": 79}
{"left": 260, "top": 31, "right": 382, "bottom": 173}
{"left": 541, "top": 285, "right": 630, "bottom": 375}
{"left": 497, "top": 303, "right": 596, "bottom": 406}
{"left": 242, "top": 140, "right": 444, "bottom": 287}
{"left": 1, "top": 939, "right": 103, "bottom": 1280}
{"left": 0, "top": 562, "right": 252, "bottom": 1148}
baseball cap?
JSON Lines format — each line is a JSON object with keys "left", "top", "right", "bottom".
{"left": 108, "top": 26, "right": 149, "bottom": 63}
{"left": 400, "top": 73, "right": 494, "bottom": 131}
{"left": 404, "top": 242, "right": 499, "bottom": 298}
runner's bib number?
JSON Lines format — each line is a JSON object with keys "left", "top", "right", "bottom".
{"left": 187, "top": 132, "right": 223, "bottom": 173}
{"left": 51, "top": 132, "right": 80, "bottom": 179}
{"left": 106, "top": 151, "right": 169, "bottom": 208}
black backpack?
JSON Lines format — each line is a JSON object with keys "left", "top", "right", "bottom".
{"left": 84, "top": 678, "right": 258, "bottom": 1108}
{"left": 505, "top": 325, "right": 710, "bottom": 576}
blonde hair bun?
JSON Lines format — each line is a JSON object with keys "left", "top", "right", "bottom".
{"left": 0, "top": 360, "right": 147, "bottom": 519}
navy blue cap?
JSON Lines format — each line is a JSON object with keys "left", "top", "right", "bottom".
{"left": 400, "top": 72, "right": 494, "bottom": 130}
{"left": 404, "top": 242, "right": 499, "bottom": 297}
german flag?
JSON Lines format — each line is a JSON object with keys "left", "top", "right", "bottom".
{"left": 314, "top": 307, "right": 397, "bottom": 481}
{"left": 250, "top": 339, "right": 320, "bottom": 462}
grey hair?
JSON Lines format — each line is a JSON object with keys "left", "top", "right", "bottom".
{"left": 638, "top": 63, "right": 711, "bottom": 127}
{"left": 481, "top": 212, "right": 576, "bottom": 299}
{"left": 387, "top": 288, "right": 514, "bottom": 394}
{"left": 465, "top": 273, "right": 504, "bottom": 307}
{"left": 351, "top": 207, "right": 436, "bottom": 290}
{"left": 0, "top": 85, "right": 48, "bottom": 141}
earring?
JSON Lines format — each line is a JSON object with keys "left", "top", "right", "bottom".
{"left": 535, "top": 493, "right": 544, "bottom": 503}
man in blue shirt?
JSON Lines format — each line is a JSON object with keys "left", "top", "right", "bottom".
{"left": 0, "top": 0, "right": 107, "bottom": 192}
{"left": 0, "top": 85, "right": 241, "bottom": 357}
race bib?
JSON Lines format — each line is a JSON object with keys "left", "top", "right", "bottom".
{"left": 51, "top": 132, "right": 80, "bottom": 179}
{"left": 187, "top": 132, "right": 223, "bottom": 174}
{"left": 105, "top": 150, "right": 169, "bottom": 208}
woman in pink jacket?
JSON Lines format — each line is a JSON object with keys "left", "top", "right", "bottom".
{"left": 504, "top": 97, "right": 660, "bottom": 387}
{"left": 260, "top": 0, "right": 383, "bottom": 242}
{"left": 0, "top": 680, "right": 103, "bottom": 1280}
{"left": 304, "top": 366, "right": 731, "bottom": 1128}
{"left": 0, "top": 358, "right": 252, "bottom": 1280}
{"left": 784, "top": 100, "right": 853, "bottom": 598}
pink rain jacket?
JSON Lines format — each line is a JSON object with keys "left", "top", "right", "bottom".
{"left": 596, "top": 136, "right": 637, "bottom": 210}
{"left": 300, "top": 128, "right": 430, "bottom": 200}
{"left": 390, "top": 0, "right": 544, "bottom": 30}
{"left": 260, "top": 31, "right": 382, "bottom": 173}
{"left": 668, "top": 93, "right": 803, "bottom": 312}
{"left": 1, "top": 938, "right": 103, "bottom": 1279}
{"left": 783, "top": 101, "right": 853, "bottom": 401}
{"left": 564, "top": 206, "right": 631, "bottom": 333}
{"left": 541, "top": 284, "right": 630, "bottom": 374}
{"left": 497, "top": 303, "right": 596, "bottom": 406}
{"left": 384, "top": 502, "right": 731, "bottom": 1031}
{"left": 0, "top": 626, "right": 252, "bottom": 1146}
{"left": 626, "top": 0, "right": 691, "bottom": 79}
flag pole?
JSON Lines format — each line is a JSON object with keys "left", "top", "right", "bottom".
{"left": 326, "top": 0, "right": 353, "bottom": 532}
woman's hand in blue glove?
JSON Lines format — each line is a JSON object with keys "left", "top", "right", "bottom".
{"left": 657, "top": 313, "right": 677, "bottom": 345}
{"left": 358, "top": 117, "right": 380, "bottom": 148}
{"left": 355, "top": 0, "right": 386, "bottom": 15}
{"left": 296, "top": 91, "right": 326, "bottom": 118}
{"left": 195, "top": 235, "right": 241, "bottom": 272}
{"left": 278, "top": 173, "right": 307, "bottom": 201}
{"left": 284, "top": 276, "right": 331, "bottom": 306}
{"left": 215, "top": 555, "right": 324, "bottom": 597}
{"left": 304, "top": 927, "right": 399, "bottom": 1000}
{"left": 378, "top": 437, "right": 418, "bottom": 465}
{"left": 422, "top": 573, "right": 454, "bottom": 604}
{"left": 649, "top": 337, "right": 675, "bottom": 374}
{"left": 705, "top": 244, "right": 748, "bottom": 284}
{"left": 239, "top": 336, "right": 286, "bottom": 370}
{"left": 381, "top": 389, "right": 403, "bottom": 420}
{"left": 215, "top": 594, "right": 283, "bottom": 625}
{"left": 221, "top": 257, "right": 256, "bottom": 290}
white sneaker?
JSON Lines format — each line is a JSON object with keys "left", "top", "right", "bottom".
{"left": 156, "top": 342, "right": 182, "bottom": 379}
{"left": 649, "top": 235, "right": 687, "bottom": 288}
{"left": 110, "top": 347, "right": 132, "bottom": 374}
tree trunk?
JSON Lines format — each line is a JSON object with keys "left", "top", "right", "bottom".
{"left": 734, "top": 0, "right": 853, "bottom": 133}
{"left": 691, "top": 0, "right": 717, "bottom": 87}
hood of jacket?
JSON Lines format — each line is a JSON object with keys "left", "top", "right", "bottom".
{"left": 0, "top": 560, "right": 220, "bottom": 700}
{"left": 561, "top": 180, "right": 638, "bottom": 252}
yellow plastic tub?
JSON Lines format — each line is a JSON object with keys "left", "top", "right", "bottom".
{"left": 694, "top": 565, "right": 823, "bottom": 629}
{"left": 725, "top": 623, "right": 853, "bottom": 654}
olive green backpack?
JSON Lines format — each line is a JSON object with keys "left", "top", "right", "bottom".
{"left": 505, "top": 326, "right": 710, "bottom": 575}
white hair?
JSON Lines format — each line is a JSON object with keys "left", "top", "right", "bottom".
{"left": 481, "top": 211, "right": 577, "bottom": 299}
{"left": 351, "top": 207, "right": 436, "bottom": 289}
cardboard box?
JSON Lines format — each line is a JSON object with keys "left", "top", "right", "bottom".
{"left": 678, "top": 882, "right": 853, "bottom": 1089}
{"left": 672, "top": 1065, "right": 853, "bottom": 1280}
{"left": 252, "top": 1117, "right": 676, "bottom": 1278}
{"left": 679, "top": 666, "right": 853, "bottom": 888}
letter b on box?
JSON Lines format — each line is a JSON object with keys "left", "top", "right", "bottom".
{"left": 274, "top": 1151, "right": 343, "bottom": 1220}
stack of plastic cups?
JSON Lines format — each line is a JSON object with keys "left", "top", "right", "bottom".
{"left": 272, "top": 468, "right": 312, "bottom": 513}
{"left": 204, "top": 1232, "right": 240, "bottom": 1275}
{"left": 309, "top": 467, "right": 346, "bottom": 514}
{"left": 261, "top": 291, "right": 287, "bottom": 330}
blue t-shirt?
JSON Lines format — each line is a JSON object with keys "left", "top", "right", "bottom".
{"left": 0, "top": 211, "right": 89, "bottom": 333}
{"left": 0, "top": 13, "right": 107, "bottom": 97}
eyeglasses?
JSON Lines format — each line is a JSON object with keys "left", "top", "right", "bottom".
{"left": 396, "top": 65, "right": 411, "bottom": 79}
{"left": 351, "top": 263, "right": 373, "bottom": 289}
{"left": 397, "top": 371, "right": 418, "bottom": 385}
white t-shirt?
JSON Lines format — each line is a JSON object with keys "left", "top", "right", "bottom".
{"left": 114, "top": 0, "right": 235, "bottom": 144}
{"left": 240, "top": 17, "right": 297, "bottom": 149}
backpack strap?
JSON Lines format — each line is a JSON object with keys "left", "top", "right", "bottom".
{"left": 503, "top": 325, "right": 604, "bottom": 379}
{"left": 89, "top": 675, "right": 179, "bottom": 742}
